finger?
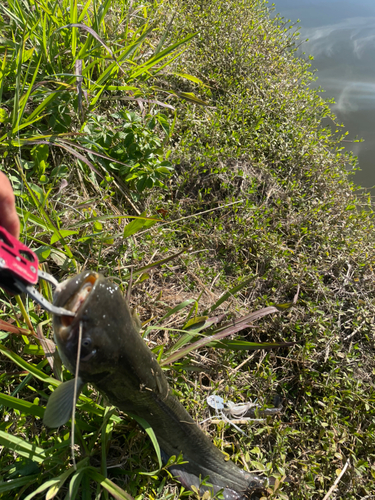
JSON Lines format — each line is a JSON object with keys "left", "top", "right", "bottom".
{"left": 0, "top": 172, "right": 20, "bottom": 239}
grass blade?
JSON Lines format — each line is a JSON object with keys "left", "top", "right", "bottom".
{"left": 161, "top": 297, "right": 298, "bottom": 366}
{"left": 85, "top": 469, "right": 134, "bottom": 500}
{"left": 122, "top": 247, "right": 191, "bottom": 280}
{"left": 165, "top": 315, "right": 226, "bottom": 354}
{"left": 24, "top": 478, "right": 61, "bottom": 500}
{"left": 68, "top": 214, "right": 161, "bottom": 230}
{"left": 0, "top": 431, "right": 46, "bottom": 463}
{"left": 0, "top": 343, "right": 59, "bottom": 386}
{"left": 205, "top": 276, "right": 255, "bottom": 314}
{"left": 161, "top": 322, "right": 257, "bottom": 366}
{"left": 45, "top": 467, "right": 76, "bottom": 500}
{"left": 131, "top": 414, "right": 162, "bottom": 469}
{"left": 153, "top": 13, "right": 176, "bottom": 56}
{"left": 123, "top": 217, "right": 158, "bottom": 237}
{"left": 156, "top": 299, "right": 197, "bottom": 325}
{"left": 207, "top": 339, "right": 297, "bottom": 350}
{"left": 0, "top": 475, "right": 40, "bottom": 494}
{"left": 0, "top": 319, "right": 32, "bottom": 335}
{"left": 0, "top": 393, "right": 44, "bottom": 418}
{"left": 13, "top": 55, "right": 42, "bottom": 132}
{"left": 129, "top": 33, "right": 196, "bottom": 80}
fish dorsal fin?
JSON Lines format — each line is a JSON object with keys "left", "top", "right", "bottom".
{"left": 43, "top": 377, "right": 85, "bottom": 428}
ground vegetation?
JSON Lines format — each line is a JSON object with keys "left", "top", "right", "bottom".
{"left": 1, "top": 0, "right": 375, "bottom": 499}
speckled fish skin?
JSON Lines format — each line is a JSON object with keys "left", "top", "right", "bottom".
{"left": 53, "top": 271, "right": 268, "bottom": 499}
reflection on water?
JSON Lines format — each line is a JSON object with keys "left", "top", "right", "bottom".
{"left": 273, "top": 1, "right": 375, "bottom": 190}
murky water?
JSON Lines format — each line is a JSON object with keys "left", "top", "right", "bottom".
{"left": 273, "top": 0, "right": 375, "bottom": 190}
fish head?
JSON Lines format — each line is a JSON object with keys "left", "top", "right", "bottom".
{"left": 53, "top": 271, "right": 132, "bottom": 381}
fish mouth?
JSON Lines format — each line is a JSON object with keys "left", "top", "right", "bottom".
{"left": 54, "top": 271, "right": 99, "bottom": 339}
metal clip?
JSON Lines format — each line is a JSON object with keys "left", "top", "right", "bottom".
{"left": 0, "top": 226, "right": 74, "bottom": 317}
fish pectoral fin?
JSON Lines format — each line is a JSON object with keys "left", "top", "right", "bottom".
{"left": 43, "top": 377, "right": 85, "bottom": 428}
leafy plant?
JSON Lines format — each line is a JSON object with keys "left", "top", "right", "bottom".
{"left": 81, "top": 110, "right": 174, "bottom": 193}
{"left": 0, "top": 0, "right": 194, "bottom": 190}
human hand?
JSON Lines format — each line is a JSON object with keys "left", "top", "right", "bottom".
{"left": 0, "top": 172, "right": 20, "bottom": 239}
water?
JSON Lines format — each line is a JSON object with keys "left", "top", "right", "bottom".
{"left": 273, "top": 0, "right": 375, "bottom": 190}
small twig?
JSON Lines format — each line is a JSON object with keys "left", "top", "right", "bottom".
{"left": 54, "top": 200, "right": 85, "bottom": 217}
{"left": 137, "top": 200, "right": 248, "bottom": 235}
{"left": 126, "top": 265, "right": 133, "bottom": 303}
{"left": 230, "top": 352, "right": 256, "bottom": 374}
{"left": 220, "top": 411, "right": 252, "bottom": 438}
{"left": 210, "top": 418, "right": 265, "bottom": 424}
{"left": 343, "top": 320, "right": 366, "bottom": 341}
{"left": 324, "top": 336, "right": 336, "bottom": 363}
{"left": 210, "top": 271, "right": 222, "bottom": 291}
{"left": 275, "top": 356, "right": 304, "bottom": 364}
{"left": 322, "top": 459, "right": 350, "bottom": 500}
{"left": 71, "top": 321, "right": 83, "bottom": 470}
{"left": 75, "top": 59, "right": 83, "bottom": 121}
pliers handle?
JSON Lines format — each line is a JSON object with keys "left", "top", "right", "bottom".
{"left": 0, "top": 226, "right": 74, "bottom": 317}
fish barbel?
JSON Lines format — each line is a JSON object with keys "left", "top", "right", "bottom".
{"left": 44, "top": 271, "right": 271, "bottom": 499}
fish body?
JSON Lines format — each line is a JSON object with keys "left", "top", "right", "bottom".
{"left": 45, "top": 271, "right": 269, "bottom": 499}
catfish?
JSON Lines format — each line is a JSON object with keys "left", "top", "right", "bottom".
{"left": 44, "top": 271, "right": 271, "bottom": 499}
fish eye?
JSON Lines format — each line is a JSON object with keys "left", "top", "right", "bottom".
{"left": 80, "top": 337, "right": 94, "bottom": 361}
{"left": 82, "top": 338, "right": 91, "bottom": 348}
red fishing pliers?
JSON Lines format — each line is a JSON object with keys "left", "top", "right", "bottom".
{"left": 0, "top": 226, "right": 74, "bottom": 316}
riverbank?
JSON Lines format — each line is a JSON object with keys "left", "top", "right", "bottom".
{"left": 0, "top": 0, "right": 374, "bottom": 498}
{"left": 150, "top": 1, "right": 375, "bottom": 497}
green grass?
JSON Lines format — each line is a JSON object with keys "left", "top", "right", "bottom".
{"left": 1, "top": 0, "right": 375, "bottom": 498}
